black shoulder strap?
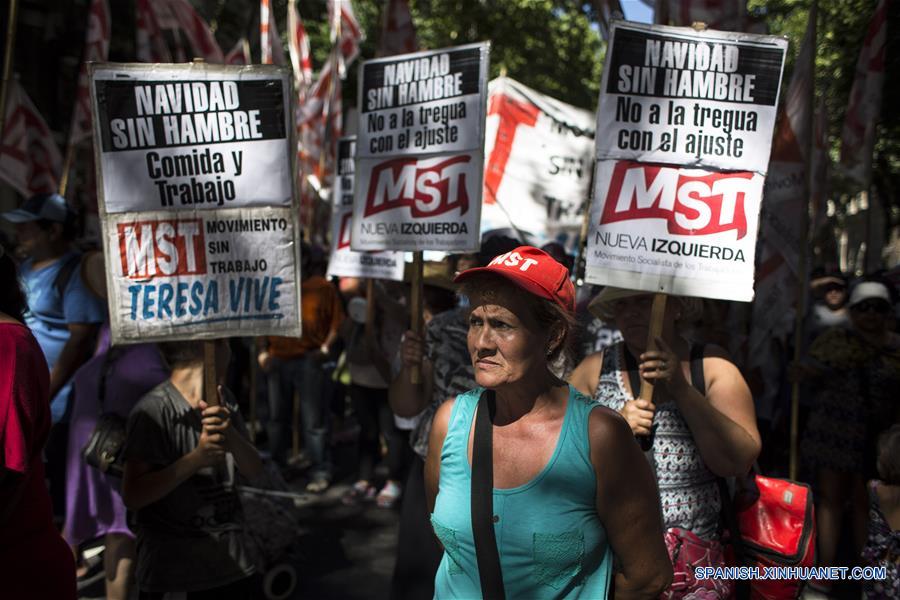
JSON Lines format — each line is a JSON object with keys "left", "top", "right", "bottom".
{"left": 471, "top": 389, "right": 505, "bottom": 600}
{"left": 97, "top": 347, "right": 120, "bottom": 415}
{"left": 689, "top": 342, "right": 705, "bottom": 394}
{"left": 54, "top": 253, "right": 82, "bottom": 298}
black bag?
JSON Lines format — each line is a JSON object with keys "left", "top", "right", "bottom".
{"left": 82, "top": 349, "right": 127, "bottom": 478}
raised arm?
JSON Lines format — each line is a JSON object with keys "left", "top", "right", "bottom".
{"left": 388, "top": 330, "right": 434, "bottom": 418}
{"left": 645, "top": 341, "right": 760, "bottom": 477}
{"left": 591, "top": 407, "right": 672, "bottom": 599}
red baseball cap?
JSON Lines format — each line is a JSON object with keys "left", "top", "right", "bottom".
{"left": 454, "top": 246, "right": 575, "bottom": 313}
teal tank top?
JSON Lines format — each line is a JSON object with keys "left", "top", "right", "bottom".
{"left": 431, "top": 385, "right": 613, "bottom": 599}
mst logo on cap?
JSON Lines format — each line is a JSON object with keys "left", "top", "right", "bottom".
{"left": 455, "top": 246, "right": 575, "bottom": 313}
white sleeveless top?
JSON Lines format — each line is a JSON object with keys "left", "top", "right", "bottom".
{"left": 592, "top": 342, "right": 721, "bottom": 539}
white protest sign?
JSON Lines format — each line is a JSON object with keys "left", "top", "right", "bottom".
{"left": 586, "top": 22, "right": 786, "bottom": 302}
{"left": 92, "top": 63, "right": 293, "bottom": 212}
{"left": 481, "top": 77, "right": 595, "bottom": 249}
{"left": 586, "top": 160, "right": 763, "bottom": 301}
{"left": 595, "top": 21, "right": 787, "bottom": 173}
{"left": 352, "top": 43, "right": 490, "bottom": 251}
{"left": 90, "top": 63, "right": 301, "bottom": 343}
{"left": 327, "top": 138, "right": 406, "bottom": 280}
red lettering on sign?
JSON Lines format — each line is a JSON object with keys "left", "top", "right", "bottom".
{"left": 600, "top": 161, "right": 758, "bottom": 239}
{"left": 337, "top": 212, "right": 352, "bottom": 250}
{"left": 364, "top": 155, "right": 470, "bottom": 218}
{"left": 483, "top": 94, "right": 540, "bottom": 205}
{"left": 600, "top": 161, "right": 755, "bottom": 239}
{"left": 117, "top": 219, "right": 206, "bottom": 279}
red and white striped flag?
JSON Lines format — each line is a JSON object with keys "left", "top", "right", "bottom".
{"left": 811, "top": 100, "right": 830, "bottom": 233}
{"left": 136, "top": 0, "right": 172, "bottom": 63}
{"left": 747, "top": 12, "right": 816, "bottom": 391}
{"left": 260, "top": 0, "right": 286, "bottom": 65}
{"left": 379, "top": 0, "right": 418, "bottom": 56}
{"left": 225, "top": 38, "right": 251, "bottom": 65}
{"left": 840, "top": 0, "right": 888, "bottom": 188}
{"left": 288, "top": 0, "right": 314, "bottom": 93}
{"left": 0, "top": 81, "right": 63, "bottom": 197}
{"left": 328, "top": 0, "right": 363, "bottom": 74}
{"left": 68, "top": 0, "right": 109, "bottom": 148}
{"left": 165, "top": 0, "right": 223, "bottom": 63}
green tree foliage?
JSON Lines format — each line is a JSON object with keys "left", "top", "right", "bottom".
{"left": 749, "top": 0, "right": 899, "bottom": 218}
{"left": 207, "top": 0, "right": 604, "bottom": 111}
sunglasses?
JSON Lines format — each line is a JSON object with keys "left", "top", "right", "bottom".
{"left": 851, "top": 300, "right": 891, "bottom": 314}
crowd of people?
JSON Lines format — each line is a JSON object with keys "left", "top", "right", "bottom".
{"left": 1, "top": 191, "right": 899, "bottom": 599}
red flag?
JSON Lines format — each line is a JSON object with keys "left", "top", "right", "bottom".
{"left": 328, "top": 0, "right": 363, "bottom": 72}
{"left": 840, "top": 0, "right": 889, "bottom": 188}
{"left": 0, "top": 81, "right": 63, "bottom": 197}
{"left": 288, "top": 0, "right": 314, "bottom": 93}
{"left": 225, "top": 38, "right": 251, "bottom": 65}
{"left": 748, "top": 12, "right": 816, "bottom": 378}
{"left": 68, "top": 0, "right": 110, "bottom": 148}
{"left": 165, "top": 0, "right": 224, "bottom": 63}
{"left": 379, "top": 0, "right": 418, "bottom": 56}
{"left": 260, "top": 0, "right": 286, "bottom": 65}
{"left": 136, "top": 0, "right": 172, "bottom": 62}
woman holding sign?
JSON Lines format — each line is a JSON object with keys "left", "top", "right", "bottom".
{"left": 425, "top": 247, "right": 671, "bottom": 599}
{"left": 569, "top": 287, "right": 761, "bottom": 598}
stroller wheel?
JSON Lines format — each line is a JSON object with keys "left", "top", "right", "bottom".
{"left": 263, "top": 563, "right": 298, "bottom": 600}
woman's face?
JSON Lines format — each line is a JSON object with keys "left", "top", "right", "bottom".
{"left": 850, "top": 299, "right": 892, "bottom": 334}
{"left": 467, "top": 287, "right": 548, "bottom": 389}
{"left": 612, "top": 294, "right": 677, "bottom": 347}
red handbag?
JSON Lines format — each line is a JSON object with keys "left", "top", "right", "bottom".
{"left": 723, "top": 474, "right": 817, "bottom": 600}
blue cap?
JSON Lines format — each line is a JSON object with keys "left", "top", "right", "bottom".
{"left": 1, "top": 193, "right": 71, "bottom": 223}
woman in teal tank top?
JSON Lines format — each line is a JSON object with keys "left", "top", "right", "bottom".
{"left": 426, "top": 246, "right": 672, "bottom": 599}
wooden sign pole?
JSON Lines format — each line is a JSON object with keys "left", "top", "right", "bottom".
{"left": 637, "top": 293, "right": 667, "bottom": 449}
{"left": 365, "top": 278, "right": 376, "bottom": 338}
{"left": 203, "top": 340, "right": 219, "bottom": 406}
{"left": 410, "top": 252, "right": 424, "bottom": 384}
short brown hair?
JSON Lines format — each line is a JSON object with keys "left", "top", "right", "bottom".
{"left": 459, "top": 272, "right": 576, "bottom": 364}
{"left": 156, "top": 341, "right": 205, "bottom": 369}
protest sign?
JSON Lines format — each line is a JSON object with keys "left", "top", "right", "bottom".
{"left": 586, "top": 21, "right": 786, "bottom": 302}
{"left": 586, "top": 159, "right": 764, "bottom": 301}
{"left": 90, "top": 63, "right": 301, "bottom": 343}
{"left": 482, "top": 77, "right": 595, "bottom": 250}
{"left": 352, "top": 43, "right": 489, "bottom": 251}
{"left": 327, "top": 137, "right": 406, "bottom": 280}
{"left": 595, "top": 21, "right": 787, "bottom": 173}
{"left": 91, "top": 63, "right": 293, "bottom": 213}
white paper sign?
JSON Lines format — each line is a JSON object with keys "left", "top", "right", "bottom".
{"left": 595, "top": 21, "right": 787, "bottom": 174}
{"left": 90, "top": 63, "right": 301, "bottom": 343}
{"left": 102, "top": 207, "right": 301, "bottom": 342}
{"left": 327, "top": 138, "right": 406, "bottom": 280}
{"left": 585, "top": 160, "right": 764, "bottom": 301}
{"left": 352, "top": 43, "right": 489, "bottom": 251}
{"left": 91, "top": 64, "right": 293, "bottom": 213}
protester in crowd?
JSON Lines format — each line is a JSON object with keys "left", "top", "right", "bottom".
{"left": 122, "top": 339, "right": 262, "bottom": 599}
{"left": 426, "top": 247, "right": 671, "bottom": 598}
{"left": 0, "top": 242, "right": 76, "bottom": 599}
{"left": 257, "top": 242, "right": 344, "bottom": 492}
{"left": 861, "top": 424, "right": 900, "bottom": 599}
{"left": 806, "top": 270, "right": 850, "bottom": 343}
{"left": 569, "top": 287, "right": 761, "bottom": 598}
{"left": 389, "top": 236, "right": 519, "bottom": 600}
{"left": 63, "top": 328, "right": 169, "bottom": 600}
{"left": 795, "top": 280, "right": 900, "bottom": 596}
{"left": 340, "top": 284, "right": 406, "bottom": 508}
{"left": 2, "top": 192, "right": 107, "bottom": 521}
{"left": 572, "top": 283, "right": 624, "bottom": 368}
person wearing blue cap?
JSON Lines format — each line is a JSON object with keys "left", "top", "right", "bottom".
{"left": 2, "top": 193, "right": 107, "bottom": 524}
